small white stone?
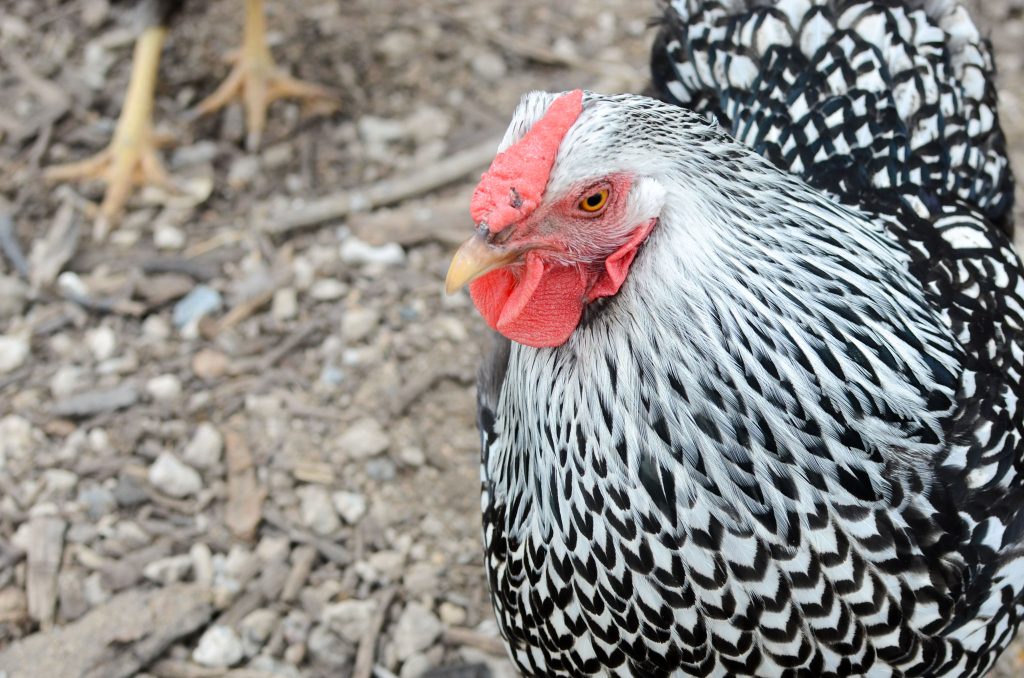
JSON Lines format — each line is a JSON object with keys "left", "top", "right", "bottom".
{"left": 401, "top": 652, "right": 433, "bottom": 678}
{"left": 398, "top": 446, "right": 425, "bottom": 467}
{"left": 49, "top": 365, "right": 84, "bottom": 399}
{"left": 146, "top": 374, "right": 183, "bottom": 403}
{"left": 0, "top": 333, "right": 29, "bottom": 374}
{"left": 341, "top": 307, "right": 380, "bottom": 343}
{"left": 85, "top": 325, "right": 117, "bottom": 362}
{"left": 143, "top": 554, "right": 193, "bottom": 584}
{"left": 331, "top": 491, "right": 367, "bottom": 524}
{"left": 193, "top": 625, "right": 244, "bottom": 668}
{"left": 239, "top": 608, "right": 280, "bottom": 655}
{"left": 338, "top": 418, "right": 390, "bottom": 459}
{"left": 297, "top": 485, "right": 340, "bottom": 535}
{"left": 309, "top": 278, "right": 346, "bottom": 301}
{"left": 190, "top": 542, "right": 215, "bottom": 587}
{"left": 272, "top": 287, "right": 299, "bottom": 321}
{"left": 149, "top": 452, "right": 203, "bottom": 498}
{"left": 471, "top": 50, "right": 507, "bottom": 81}
{"left": 339, "top": 237, "right": 405, "bottom": 267}
{"left": 0, "top": 275, "right": 28, "bottom": 319}
{"left": 392, "top": 602, "right": 442, "bottom": 661}
{"left": 183, "top": 422, "right": 223, "bottom": 468}
{"left": 321, "top": 599, "right": 377, "bottom": 643}
{"left": 438, "top": 601, "right": 467, "bottom": 626}
{"left": 141, "top": 315, "right": 171, "bottom": 341}
{"left": 154, "top": 222, "right": 187, "bottom": 250}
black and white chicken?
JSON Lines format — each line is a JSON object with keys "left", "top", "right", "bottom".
{"left": 446, "top": 1, "right": 1023, "bottom": 676}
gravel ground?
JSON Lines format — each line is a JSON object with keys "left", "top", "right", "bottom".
{"left": 0, "top": 1, "right": 1021, "bottom": 677}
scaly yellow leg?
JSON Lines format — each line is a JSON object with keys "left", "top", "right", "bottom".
{"left": 46, "top": 26, "right": 174, "bottom": 234}
{"left": 193, "top": 0, "right": 337, "bottom": 150}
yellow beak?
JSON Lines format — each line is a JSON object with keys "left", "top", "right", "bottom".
{"left": 445, "top": 233, "right": 520, "bottom": 294}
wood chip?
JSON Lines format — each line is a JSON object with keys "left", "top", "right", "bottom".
{"left": 442, "top": 626, "right": 509, "bottom": 656}
{"left": 353, "top": 587, "right": 398, "bottom": 678}
{"left": 50, "top": 383, "right": 139, "bottom": 418}
{"left": 0, "top": 584, "right": 213, "bottom": 678}
{"left": 26, "top": 515, "right": 66, "bottom": 628}
{"left": 29, "top": 200, "right": 80, "bottom": 289}
{"left": 279, "top": 544, "right": 316, "bottom": 603}
{"left": 262, "top": 136, "right": 501, "bottom": 235}
{"left": 224, "top": 430, "right": 265, "bottom": 541}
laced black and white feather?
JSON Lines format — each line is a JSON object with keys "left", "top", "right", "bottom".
{"left": 476, "top": 2, "right": 1024, "bottom": 677}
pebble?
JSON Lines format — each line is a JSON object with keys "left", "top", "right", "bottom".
{"left": 365, "top": 457, "right": 397, "bottom": 482}
{"left": 358, "top": 115, "right": 408, "bottom": 147}
{"left": 392, "top": 602, "right": 443, "bottom": 661}
{"left": 321, "top": 599, "right": 376, "bottom": 643}
{"left": 338, "top": 417, "right": 390, "bottom": 459}
{"left": 403, "top": 562, "right": 441, "bottom": 598}
{"left": 49, "top": 365, "right": 84, "bottom": 399}
{"left": 143, "top": 554, "right": 193, "bottom": 584}
{"left": 113, "top": 475, "right": 149, "bottom": 507}
{"left": 0, "top": 332, "right": 29, "bottom": 374}
{"left": 141, "top": 315, "right": 171, "bottom": 341}
{"left": 173, "top": 285, "right": 223, "bottom": 328}
{"left": 146, "top": 374, "right": 183, "bottom": 403}
{"left": 149, "top": 452, "right": 203, "bottom": 498}
{"left": 227, "top": 155, "right": 261, "bottom": 188}
{"left": 339, "top": 237, "right": 405, "bottom": 267}
{"left": 192, "top": 348, "right": 229, "bottom": 380}
{"left": 401, "top": 652, "right": 434, "bottom": 678}
{"left": 77, "top": 484, "right": 116, "bottom": 519}
{"left": 297, "top": 485, "right": 340, "bottom": 536}
{"left": 193, "top": 624, "right": 245, "bottom": 668}
{"left": 183, "top": 422, "right": 223, "bottom": 468}
{"left": 307, "top": 625, "right": 350, "bottom": 668}
{"left": 341, "top": 307, "right": 380, "bottom": 343}
{"left": 190, "top": 542, "right": 215, "bottom": 587}
{"left": 42, "top": 468, "right": 78, "bottom": 497}
{"left": 0, "top": 275, "right": 28, "bottom": 319}
{"left": 398, "top": 446, "right": 426, "bottom": 467}
{"left": 154, "top": 222, "right": 186, "bottom": 250}
{"left": 471, "top": 49, "right": 507, "bottom": 81}
{"left": 309, "top": 278, "right": 346, "bottom": 301}
{"left": 239, "top": 608, "right": 279, "bottom": 655}
{"left": 272, "top": 287, "right": 299, "bottom": 321}
{"left": 84, "top": 325, "right": 117, "bottom": 362}
{"left": 438, "top": 601, "right": 467, "bottom": 626}
{"left": 331, "top": 491, "right": 367, "bottom": 524}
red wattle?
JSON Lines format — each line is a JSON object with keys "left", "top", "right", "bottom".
{"left": 470, "top": 252, "right": 587, "bottom": 348}
{"left": 467, "top": 221, "right": 656, "bottom": 349}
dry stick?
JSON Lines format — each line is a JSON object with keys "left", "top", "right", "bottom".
{"left": 443, "top": 626, "right": 510, "bottom": 656}
{"left": 0, "top": 212, "right": 30, "bottom": 279}
{"left": 262, "top": 136, "right": 501, "bottom": 236}
{"left": 352, "top": 587, "right": 398, "bottom": 678}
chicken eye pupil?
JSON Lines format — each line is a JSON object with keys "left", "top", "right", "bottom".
{"left": 580, "top": 189, "right": 609, "bottom": 212}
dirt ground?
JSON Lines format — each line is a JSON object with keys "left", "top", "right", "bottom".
{"left": 0, "top": 1, "right": 1022, "bottom": 677}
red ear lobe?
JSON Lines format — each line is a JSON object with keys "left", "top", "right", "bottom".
{"left": 586, "top": 220, "right": 657, "bottom": 302}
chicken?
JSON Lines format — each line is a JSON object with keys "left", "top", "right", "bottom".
{"left": 446, "top": 1, "right": 1024, "bottom": 676}
{"left": 45, "top": 0, "right": 335, "bottom": 232}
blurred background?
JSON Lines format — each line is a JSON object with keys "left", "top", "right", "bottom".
{"left": 0, "top": 1, "right": 1021, "bottom": 677}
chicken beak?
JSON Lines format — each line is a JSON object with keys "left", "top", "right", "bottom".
{"left": 445, "top": 232, "right": 520, "bottom": 294}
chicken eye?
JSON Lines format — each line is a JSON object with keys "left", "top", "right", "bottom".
{"left": 578, "top": 189, "right": 609, "bottom": 213}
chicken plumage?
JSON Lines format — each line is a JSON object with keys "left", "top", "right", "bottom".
{"left": 448, "top": 1, "right": 1024, "bottom": 676}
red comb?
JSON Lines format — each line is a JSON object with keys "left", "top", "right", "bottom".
{"left": 470, "top": 90, "right": 584, "bottom": 233}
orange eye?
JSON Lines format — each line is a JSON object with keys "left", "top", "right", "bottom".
{"left": 579, "top": 189, "right": 609, "bottom": 213}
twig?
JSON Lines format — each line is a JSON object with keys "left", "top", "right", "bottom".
{"left": 262, "top": 507, "right": 350, "bottom": 566}
{"left": 256, "top": 317, "right": 329, "bottom": 371}
{"left": 353, "top": 587, "right": 398, "bottom": 678}
{"left": 262, "top": 136, "right": 501, "bottom": 236}
{"left": 216, "top": 288, "right": 274, "bottom": 333}
{"left": 442, "top": 627, "right": 509, "bottom": 656}
{"left": 0, "top": 212, "right": 30, "bottom": 279}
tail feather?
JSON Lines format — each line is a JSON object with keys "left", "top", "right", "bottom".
{"left": 650, "top": 0, "right": 1014, "bottom": 234}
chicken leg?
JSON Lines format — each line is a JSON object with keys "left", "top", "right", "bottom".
{"left": 45, "top": 25, "right": 173, "bottom": 234}
{"left": 192, "top": 0, "right": 337, "bottom": 151}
